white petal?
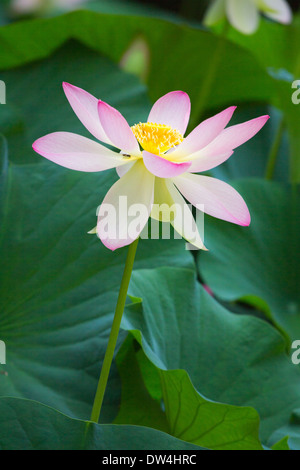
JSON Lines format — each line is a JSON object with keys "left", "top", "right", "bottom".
{"left": 97, "top": 161, "right": 154, "bottom": 250}
{"left": 204, "top": 0, "right": 226, "bottom": 26}
{"left": 167, "top": 181, "right": 207, "bottom": 250}
{"left": 258, "top": 0, "right": 292, "bottom": 24}
{"left": 227, "top": 0, "right": 260, "bottom": 34}
{"left": 116, "top": 161, "right": 136, "bottom": 178}
{"left": 150, "top": 179, "right": 206, "bottom": 250}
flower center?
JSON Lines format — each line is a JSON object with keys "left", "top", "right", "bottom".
{"left": 131, "top": 122, "right": 184, "bottom": 155}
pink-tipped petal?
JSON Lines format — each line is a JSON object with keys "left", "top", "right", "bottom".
{"left": 143, "top": 151, "right": 191, "bottom": 178}
{"left": 196, "top": 115, "right": 270, "bottom": 158}
{"left": 63, "top": 82, "right": 111, "bottom": 145}
{"left": 171, "top": 106, "right": 237, "bottom": 158}
{"left": 98, "top": 101, "right": 141, "bottom": 156}
{"left": 32, "top": 132, "right": 132, "bottom": 172}
{"left": 188, "top": 151, "right": 234, "bottom": 173}
{"left": 147, "top": 91, "right": 191, "bottom": 135}
{"left": 262, "top": 0, "right": 292, "bottom": 24}
{"left": 173, "top": 173, "right": 251, "bottom": 226}
{"left": 97, "top": 161, "right": 154, "bottom": 251}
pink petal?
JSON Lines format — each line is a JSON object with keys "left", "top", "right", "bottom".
{"left": 32, "top": 132, "right": 132, "bottom": 172}
{"left": 63, "top": 82, "right": 111, "bottom": 145}
{"left": 171, "top": 106, "right": 237, "bottom": 158}
{"left": 143, "top": 151, "right": 191, "bottom": 178}
{"left": 197, "top": 115, "right": 270, "bottom": 158}
{"left": 98, "top": 101, "right": 141, "bottom": 155}
{"left": 97, "top": 161, "right": 154, "bottom": 251}
{"left": 147, "top": 91, "right": 191, "bottom": 135}
{"left": 188, "top": 151, "right": 234, "bottom": 173}
{"left": 173, "top": 173, "right": 251, "bottom": 226}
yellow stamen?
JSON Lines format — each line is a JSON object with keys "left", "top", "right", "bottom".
{"left": 131, "top": 122, "right": 183, "bottom": 155}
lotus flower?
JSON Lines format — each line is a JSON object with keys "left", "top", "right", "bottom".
{"left": 33, "top": 84, "right": 269, "bottom": 250}
{"left": 204, "top": 0, "right": 292, "bottom": 35}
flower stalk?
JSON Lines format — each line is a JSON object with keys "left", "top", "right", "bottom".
{"left": 90, "top": 237, "right": 139, "bottom": 423}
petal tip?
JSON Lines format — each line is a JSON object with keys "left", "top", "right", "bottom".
{"left": 98, "top": 99, "right": 108, "bottom": 110}
{"left": 97, "top": 233, "right": 130, "bottom": 252}
{"left": 62, "top": 81, "right": 73, "bottom": 91}
{"left": 32, "top": 139, "right": 40, "bottom": 153}
{"left": 171, "top": 90, "right": 189, "bottom": 97}
{"left": 241, "top": 212, "right": 251, "bottom": 227}
{"left": 97, "top": 100, "right": 112, "bottom": 117}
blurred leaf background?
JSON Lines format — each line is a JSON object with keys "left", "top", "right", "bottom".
{"left": 0, "top": 0, "right": 299, "bottom": 451}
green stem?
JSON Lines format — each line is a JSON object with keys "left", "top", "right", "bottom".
{"left": 90, "top": 237, "right": 139, "bottom": 423}
{"left": 265, "top": 118, "right": 285, "bottom": 181}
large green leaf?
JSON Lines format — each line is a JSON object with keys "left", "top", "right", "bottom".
{"left": 83, "top": 0, "right": 181, "bottom": 21}
{"left": 271, "top": 436, "right": 290, "bottom": 451}
{"left": 122, "top": 267, "right": 300, "bottom": 442}
{"left": 0, "top": 45, "right": 192, "bottom": 421}
{"left": 198, "top": 179, "right": 300, "bottom": 341}
{"left": 115, "top": 336, "right": 169, "bottom": 431}
{"left": 159, "top": 369, "right": 262, "bottom": 450}
{"left": 0, "top": 41, "right": 150, "bottom": 164}
{"left": 116, "top": 336, "right": 263, "bottom": 450}
{"left": 0, "top": 10, "right": 274, "bottom": 120}
{"left": 0, "top": 397, "right": 204, "bottom": 450}
{"left": 0, "top": 158, "right": 191, "bottom": 421}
